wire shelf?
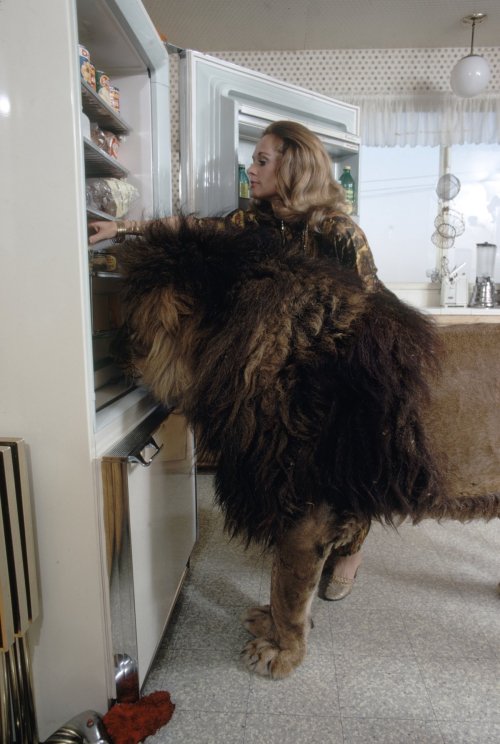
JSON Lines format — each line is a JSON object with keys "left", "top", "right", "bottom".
{"left": 81, "top": 81, "right": 131, "bottom": 135}
{"left": 84, "top": 138, "right": 129, "bottom": 178}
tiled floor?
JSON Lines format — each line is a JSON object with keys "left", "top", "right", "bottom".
{"left": 143, "top": 474, "right": 500, "bottom": 743}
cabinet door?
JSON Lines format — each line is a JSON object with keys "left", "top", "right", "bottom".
{"left": 127, "top": 414, "right": 196, "bottom": 687}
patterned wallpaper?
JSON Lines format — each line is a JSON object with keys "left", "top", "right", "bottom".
{"left": 168, "top": 46, "right": 500, "bottom": 210}
{"left": 210, "top": 46, "right": 500, "bottom": 97}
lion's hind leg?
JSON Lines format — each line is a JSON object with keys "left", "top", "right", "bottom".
{"left": 240, "top": 505, "right": 334, "bottom": 679}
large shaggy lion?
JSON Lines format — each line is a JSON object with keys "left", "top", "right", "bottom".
{"left": 116, "top": 218, "right": 500, "bottom": 679}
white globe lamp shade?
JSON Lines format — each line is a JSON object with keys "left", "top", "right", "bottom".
{"left": 450, "top": 54, "right": 491, "bottom": 98}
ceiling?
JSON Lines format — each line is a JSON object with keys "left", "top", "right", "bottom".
{"left": 143, "top": 0, "right": 500, "bottom": 52}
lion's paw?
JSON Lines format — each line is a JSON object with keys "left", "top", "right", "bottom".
{"left": 241, "top": 605, "right": 273, "bottom": 637}
{"left": 240, "top": 637, "right": 299, "bottom": 679}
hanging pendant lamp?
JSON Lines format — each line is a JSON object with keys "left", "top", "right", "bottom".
{"left": 450, "top": 13, "right": 491, "bottom": 98}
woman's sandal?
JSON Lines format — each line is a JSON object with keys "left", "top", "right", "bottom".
{"left": 322, "top": 571, "right": 358, "bottom": 601}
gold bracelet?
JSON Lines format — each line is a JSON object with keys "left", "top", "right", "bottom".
{"left": 113, "top": 220, "right": 127, "bottom": 244}
{"left": 127, "top": 220, "right": 144, "bottom": 235}
{"left": 113, "top": 219, "right": 144, "bottom": 242}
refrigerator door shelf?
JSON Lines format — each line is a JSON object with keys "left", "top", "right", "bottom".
{"left": 238, "top": 105, "right": 360, "bottom": 158}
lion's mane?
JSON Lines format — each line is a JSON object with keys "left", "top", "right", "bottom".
{"left": 117, "top": 218, "right": 443, "bottom": 546}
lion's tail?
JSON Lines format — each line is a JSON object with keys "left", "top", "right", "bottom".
{"left": 414, "top": 492, "right": 500, "bottom": 523}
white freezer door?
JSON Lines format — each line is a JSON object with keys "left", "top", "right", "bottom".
{"left": 103, "top": 410, "right": 196, "bottom": 697}
{"left": 179, "top": 50, "right": 360, "bottom": 216}
{"left": 128, "top": 415, "right": 196, "bottom": 688}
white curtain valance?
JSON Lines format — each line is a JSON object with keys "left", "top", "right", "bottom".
{"left": 345, "top": 93, "right": 500, "bottom": 147}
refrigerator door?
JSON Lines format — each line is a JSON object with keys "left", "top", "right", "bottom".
{"left": 179, "top": 50, "right": 360, "bottom": 216}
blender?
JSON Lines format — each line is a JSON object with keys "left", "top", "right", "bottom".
{"left": 469, "top": 242, "right": 498, "bottom": 308}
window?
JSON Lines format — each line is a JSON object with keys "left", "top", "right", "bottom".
{"left": 449, "top": 144, "right": 500, "bottom": 284}
{"left": 359, "top": 146, "right": 440, "bottom": 283}
{"left": 359, "top": 144, "right": 500, "bottom": 285}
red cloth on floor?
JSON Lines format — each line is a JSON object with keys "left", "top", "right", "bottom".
{"left": 103, "top": 691, "right": 175, "bottom": 744}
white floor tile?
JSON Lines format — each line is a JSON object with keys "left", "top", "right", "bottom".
{"left": 244, "top": 713, "right": 343, "bottom": 743}
{"left": 142, "top": 474, "right": 500, "bottom": 743}
{"left": 341, "top": 717, "right": 443, "bottom": 743}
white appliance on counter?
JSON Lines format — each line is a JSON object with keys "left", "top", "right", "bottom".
{"left": 178, "top": 50, "right": 361, "bottom": 217}
{"left": 1, "top": 1, "right": 196, "bottom": 739}
{"left": 440, "top": 271, "right": 469, "bottom": 307}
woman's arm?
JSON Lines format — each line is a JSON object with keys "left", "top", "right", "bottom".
{"left": 88, "top": 216, "right": 182, "bottom": 245}
{"left": 321, "top": 214, "right": 380, "bottom": 291}
{"left": 88, "top": 210, "right": 250, "bottom": 246}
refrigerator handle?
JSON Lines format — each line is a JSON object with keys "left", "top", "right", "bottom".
{"left": 127, "top": 437, "right": 163, "bottom": 467}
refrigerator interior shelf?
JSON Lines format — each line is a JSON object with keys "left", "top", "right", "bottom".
{"left": 81, "top": 81, "right": 131, "bottom": 135}
{"left": 84, "top": 137, "right": 129, "bottom": 178}
{"left": 95, "top": 379, "right": 136, "bottom": 412}
{"left": 87, "top": 207, "right": 114, "bottom": 221}
{"left": 89, "top": 261, "right": 122, "bottom": 280}
{"left": 91, "top": 271, "right": 122, "bottom": 279}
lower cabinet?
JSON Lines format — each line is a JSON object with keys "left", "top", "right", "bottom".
{"left": 102, "top": 408, "right": 197, "bottom": 700}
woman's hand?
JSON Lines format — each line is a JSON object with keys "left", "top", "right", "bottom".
{"left": 88, "top": 221, "right": 118, "bottom": 245}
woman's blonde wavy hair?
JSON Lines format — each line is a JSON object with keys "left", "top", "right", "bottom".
{"left": 251, "top": 120, "right": 348, "bottom": 231}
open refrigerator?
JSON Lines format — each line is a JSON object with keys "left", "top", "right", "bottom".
{"left": 1, "top": 1, "right": 196, "bottom": 739}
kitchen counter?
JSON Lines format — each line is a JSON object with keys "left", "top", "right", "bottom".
{"left": 386, "top": 283, "right": 500, "bottom": 320}
{"left": 422, "top": 306, "right": 500, "bottom": 324}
